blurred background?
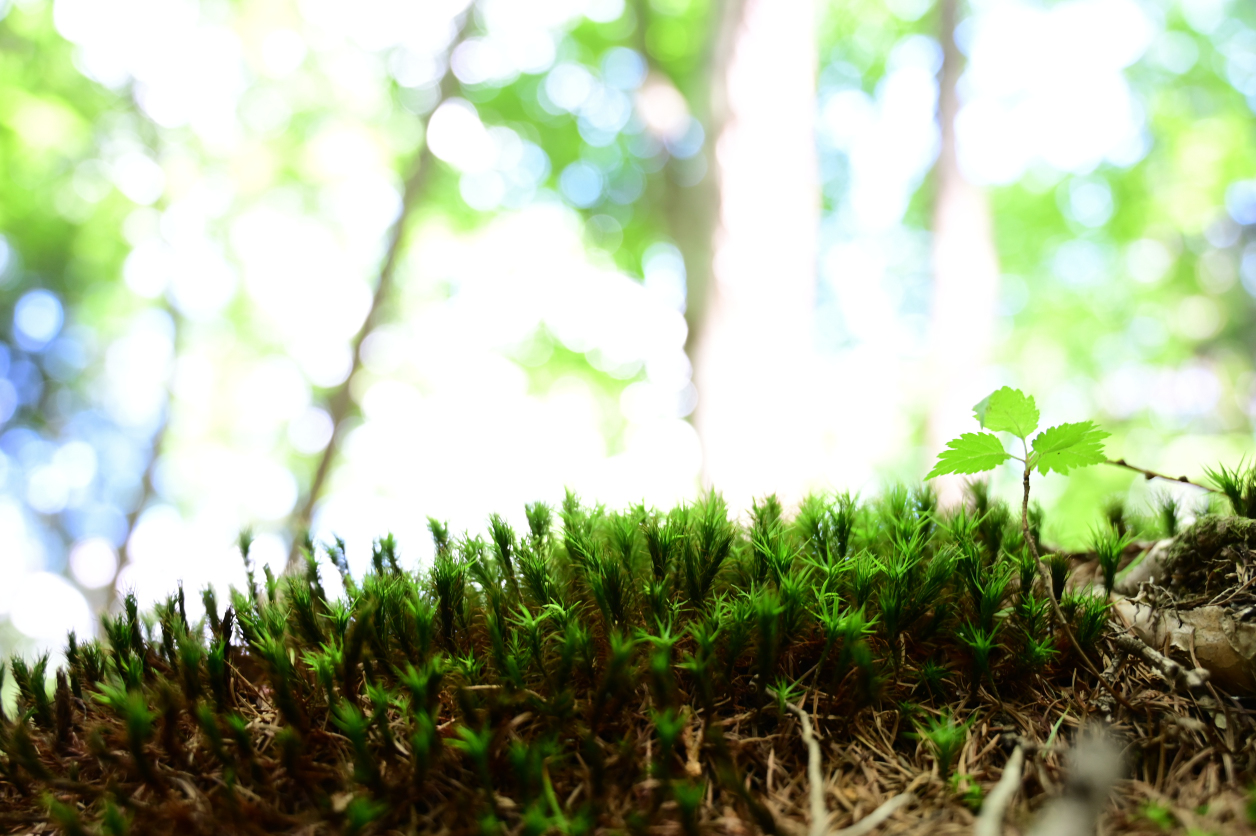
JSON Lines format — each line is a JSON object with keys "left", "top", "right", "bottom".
{"left": 1, "top": 0, "right": 1255, "bottom": 656}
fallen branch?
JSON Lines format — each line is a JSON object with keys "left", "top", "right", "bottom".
{"left": 974, "top": 745, "right": 1024, "bottom": 836}
{"left": 1113, "top": 633, "right": 1210, "bottom": 695}
{"left": 1113, "top": 597, "right": 1255, "bottom": 695}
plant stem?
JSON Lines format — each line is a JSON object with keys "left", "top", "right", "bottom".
{"left": 1104, "top": 458, "right": 1218, "bottom": 492}
{"left": 1020, "top": 466, "right": 1135, "bottom": 713}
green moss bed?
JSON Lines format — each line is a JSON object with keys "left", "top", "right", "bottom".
{"left": 0, "top": 487, "right": 1253, "bottom": 835}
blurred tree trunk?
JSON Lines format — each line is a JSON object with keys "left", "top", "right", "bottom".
{"left": 926, "top": 0, "right": 1001, "bottom": 507}
{"left": 669, "top": 0, "right": 744, "bottom": 368}
{"left": 283, "top": 12, "right": 473, "bottom": 572}
{"left": 688, "top": 0, "right": 821, "bottom": 512}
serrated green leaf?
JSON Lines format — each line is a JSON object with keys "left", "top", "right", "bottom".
{"left": 926, "top": 433, "right": 1013, "bottom": 480}
{"left": 1030, "top": 422, "right": 1110, "bottom": 476}
{"left": 973, "top": 387, "right": 1039, "bottom": 439}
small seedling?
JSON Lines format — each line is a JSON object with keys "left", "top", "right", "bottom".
{"left": 917, "top": 658, "right": 951, "bottom": 700}
{"left": 927, "top": 387, "right": 1122, "bottom": 699}
{"left": 1046, "top": 552, "right": 1071, "bottom": 600}
{"left": 957, "top": 622, "right": 1000, "bottom": 689}
{"left": 1154, "top": 492, "right": 1182, "bottom": 538}
{"left": 1204, "top": 458, "right": 1256, "bottom": 518}
{"left": 1065, "top": 593, "right": 1110, "bottom": 654}
{"left": 674, "top": 779, "right": 705, "bottom": 836}
{"left": 951, "top": 773, "right": 985, "bottom": 812}
{"left": 1091, "top": 523, "right": 1135, "bottom": 596}
{"left": 927, "top": 387, "right": 1109, "bottom": 496}
{"left": 771, "top": 676, "right": 803, "bottom": 719}
{"left": 914, "top": 710, "right": 969, "bottom": 778}
{"left": 1140, "top": 801, "right": 1176, "bottom": 831}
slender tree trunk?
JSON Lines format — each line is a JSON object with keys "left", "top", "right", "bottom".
{"left": 673, "top": 0, "right": 745, "bottom": 369}
{"left": 104, "top": 301, "right": 179, "bottom": 614}
{"left": 629, "top": 0, "right": 743, "bottom": 403}
{"left": 284, "top": 13, "right": 473, "bottom": 572}
{"left": 103, "top": 91, "right": 184, "bottom": 615}
{"left": 926, "top": 0, "right": 1001, "bottom": 507}
{"left": 690, "top": 0, "right": 821, "bottom": 512}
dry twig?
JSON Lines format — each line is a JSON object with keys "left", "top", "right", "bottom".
{"left": 974, "top": 745, "right": 1024, "bottom": 836}
{"left": 831, "top": 793, "right": 916, "bottom": 836}
{"left": 1113, "top": 634, "right": 1210, "bottom": 695}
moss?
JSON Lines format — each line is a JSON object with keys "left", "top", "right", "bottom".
{"left": 1164, "top": 514, "right": 1256, "bottom": 597}
{"left": 0, "top": 492, "right": 1250, "bottom": 834}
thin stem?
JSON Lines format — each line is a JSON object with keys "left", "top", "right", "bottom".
{"left": 1021, "top": 465, "right": 1135, "bottom": 713}
{"left": 1104, "top": 458, "right": 1219, "bottom": 493}
{"left": 284, "top": 11, "right": 474, "bottom": 572}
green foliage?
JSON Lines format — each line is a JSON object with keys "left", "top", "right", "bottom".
{"left": 46, "top": 794, "right": 89, "bottom": 836}
{"left": 679, "top": 492, "right": 736, "bottom": 611}
{"left": 927, "top": 432, "right": 1014, "bottom": 479}
{"left": 956, "top": 622, "right": 1000, "bottom": 687}
{"left": 11, "top": 653, "right": 53, "bottom": 728}
{"left": 1030, "top": 422, "right": 1111, "bottom": 476}
{"left": 927, "top": 388, "right": 1109, "bottom": 482}
{"left": 917, "top": 658, "right": 951, "bottom": 700}
{"left": 974, "top": 386, "right": 1040, "bottom": 438}
{"left": 344, "top": 797, "right": 389, "bottom": 836}
{"left": 1046, "top": 553, "right": 1071, "bottom": 601}
{"left": 1063, "top": 593, "right": 1110, "bottom": 654}
{"left": 2, "top": 0, "right": 1253, "bottom": 824}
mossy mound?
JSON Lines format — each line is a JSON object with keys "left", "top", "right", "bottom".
{"left": 1163, "top": 514, "right": 1256, "bottom": 605}
{"left": 1, "top": 489, "right": 1253, "bottom": 835}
